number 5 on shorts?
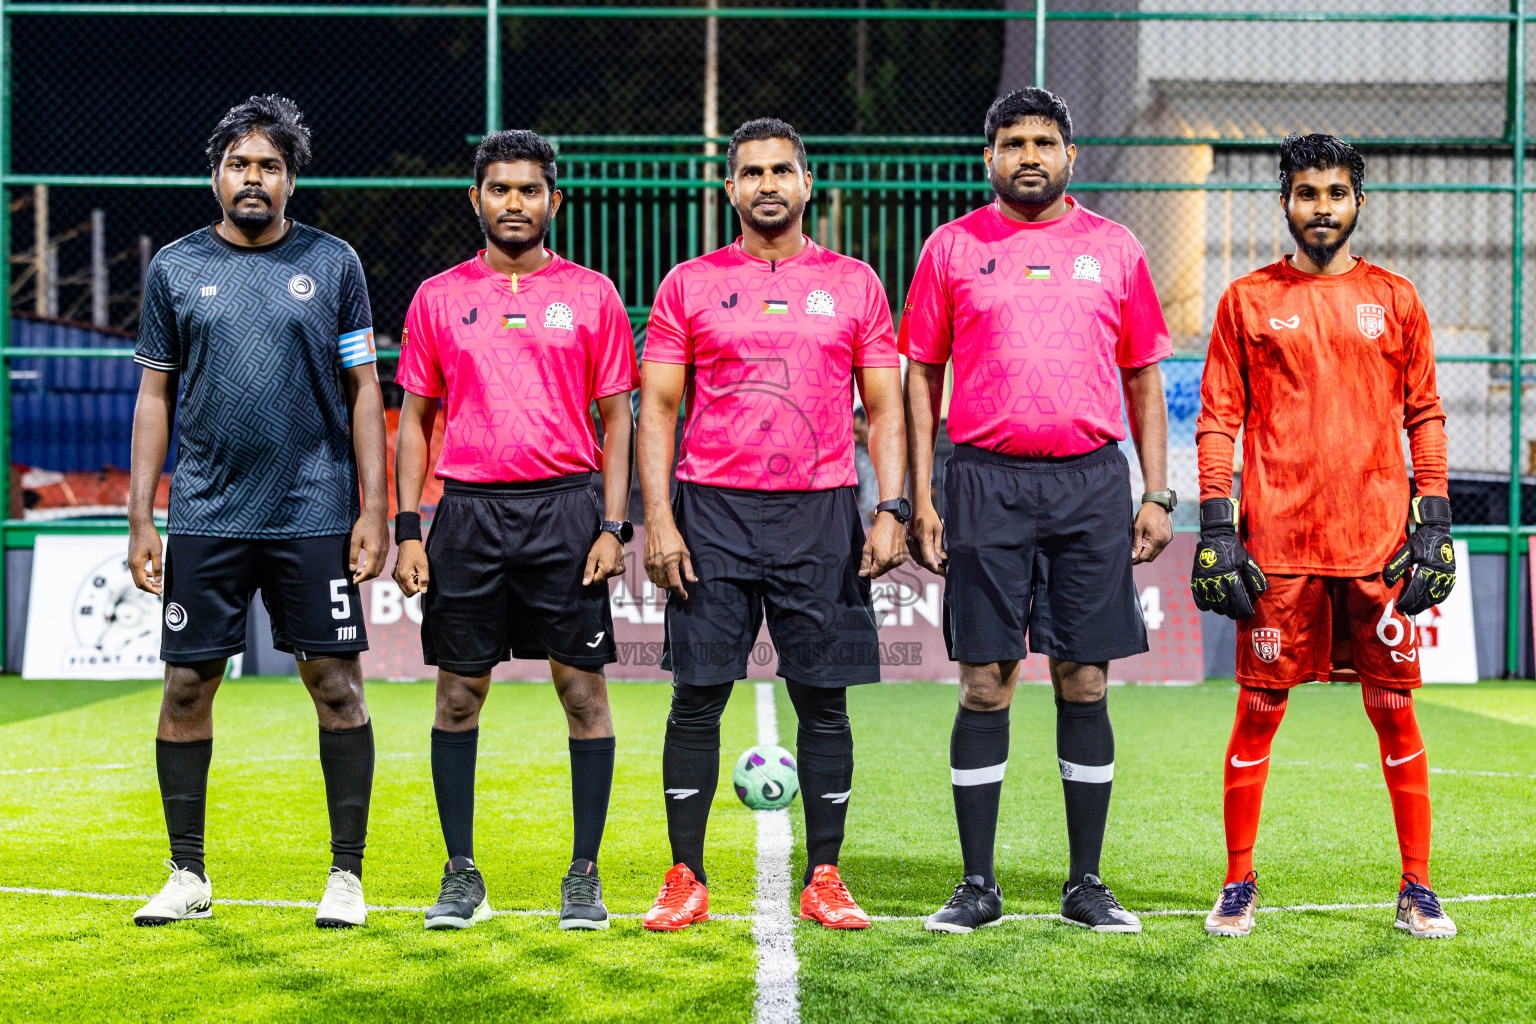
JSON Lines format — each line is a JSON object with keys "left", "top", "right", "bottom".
{"left": 330, "top": 578, "right": 350, "bottom": 620}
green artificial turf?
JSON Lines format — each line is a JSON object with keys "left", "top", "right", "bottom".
{"left": 1, "top": 677, "right": 1532, "bottom": 1023}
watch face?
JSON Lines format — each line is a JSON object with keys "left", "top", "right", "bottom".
{"left": 897, "top": 496, "right": 913, "bottom": 521}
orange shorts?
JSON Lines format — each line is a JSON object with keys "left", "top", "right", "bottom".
{"left": 1235, "top": 574, "right": 1421, "bottom": 690}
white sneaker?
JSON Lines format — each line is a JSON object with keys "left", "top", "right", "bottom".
{"left": 316, "top": 867, "right": 367, "bottom": 928}
{"left": 133, "top": 859, "right": 212, "bottom": 926}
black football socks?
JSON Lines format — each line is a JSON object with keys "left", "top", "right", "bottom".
{"left": 1056, "top": 695, "right": 1115, "bottom": 884}
{"left": 950, "top": 705, "right": 1010, "bottom": 891}
{"left": 787, "top": 682, "right": 854, "bottom": 888}
{"left": 318, "top": 720, "right": 374, "bottom": 878}
{"left": 431, "top": 726, "right": 479, "bottom": 863}
{"left": 661, "top": 721, "right": 719, "bottom": 886}
{"left": 156, "top": 737, "right": 213, "bottom": 880}
{"left": 569, "top": 735, "right": 616, "bottom": 865}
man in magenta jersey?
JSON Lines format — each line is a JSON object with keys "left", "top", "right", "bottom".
{"left": 636, "top": 118, "right": 909, "bottom": 931}
{"left": 902, "top": 89, "right": 1174, "bottom": 934}
{"left": 392, "top": 130, "right": 639, "bottom": 932}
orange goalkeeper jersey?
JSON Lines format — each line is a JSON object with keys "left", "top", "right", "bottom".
{"left": 1196, "top": 256, "right": 1447, "bottom": 575}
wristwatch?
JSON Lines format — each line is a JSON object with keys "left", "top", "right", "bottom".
{"left": 1141, "top": 489, "right": 1178, "bottom": 513}
{"left": 875, "top": 497, "right": 913, "bottom": 524}
{"left": 599, "top": 520, "right": 634, "bottom": 543}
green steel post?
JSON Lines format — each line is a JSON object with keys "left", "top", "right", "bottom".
{"left": 1508, "top": 0, "right": 1527, "bottom": 676}
{"left": 0, "top": 0, "right": 10, "bottom": 669}
{"left": 1035, "top": 0, "right": 1047, "bottom": 89}
{"left": 486, "top": 0, "right": 500, "bottom": 134}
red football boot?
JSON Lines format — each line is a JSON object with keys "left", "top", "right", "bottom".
{"left": 799, "top": 864, "right": 871, "bottom": 929}
{"left": 643, "top": 863, "right": 710, "bottom": 932}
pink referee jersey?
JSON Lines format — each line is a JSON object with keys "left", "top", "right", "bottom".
{"left": 396, "top": 250, "right": 639, "bottom": 483}
{"left": 898, "top": 198, "right": 1171, "bottom": 457}
{"left": 644, "top": 237, "right": 899, "bottom": 491}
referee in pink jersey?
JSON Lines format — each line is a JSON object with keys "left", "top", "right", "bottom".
{"left": 903, "top": 89, "right": 1174, "bottom": 935}
{"left": 392, "top": 130, "right": 638, "bottom": 932}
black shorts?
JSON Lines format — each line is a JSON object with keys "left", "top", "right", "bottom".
{"left": 421, "top": 475, "right": 617, "bottom": 675}
{"left": 161, "top": 533, "right": 368, "bottom": 663}
{"left": 662, "top": 482, "right": 880, "bottom": 687}
{"left": 942, "top": 442, "right": 1148, "bottom": 665}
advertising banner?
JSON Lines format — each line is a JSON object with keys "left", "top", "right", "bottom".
{"left": 23, "top": 533, "right": 165, "bottom": 680}
{"left": 361, "top": 528, "right": 1204, "bottom": 684}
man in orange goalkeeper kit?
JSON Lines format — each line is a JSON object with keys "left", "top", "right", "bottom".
{"left": 1192, "top": 134, "right": 1458, "bottom": 940}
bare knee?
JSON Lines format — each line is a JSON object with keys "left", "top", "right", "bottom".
{"left": 959, "top": 660, "right": 1018, "bottom": 712}
{"left": 435, "top": 672, "right": 489, "bottom": 730}
{"left": 1052, "top": 660, "right": 1108, "bottom": 703}
{"left": 301, "top": 656, "right": 367, "bottom": 727}
{"left": 160, "top": 661, "right": 222, "bottom": 724}
{"left": 552, "top": 663, "right": 612, "bottom": 737}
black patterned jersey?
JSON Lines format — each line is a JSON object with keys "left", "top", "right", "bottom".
{"left": 134, "top": 222, "right": 376, "bottom": 539}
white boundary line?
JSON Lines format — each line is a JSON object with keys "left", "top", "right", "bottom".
{"left": 752, "top": 681, "right": 800, "bottom": 1024}
{"left": 1, "top": 886, "right": 1531, "bottom": 922}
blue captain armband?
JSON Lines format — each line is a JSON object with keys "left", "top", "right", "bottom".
{"left": 338, "top": 327, "right": 378, "bottom": 368}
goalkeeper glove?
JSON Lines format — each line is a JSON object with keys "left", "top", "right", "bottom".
{"left": 1190, "top": 498, "right": 1269, "bottom": 619}
{"left": 1383, "top": 495, "right": 1456, "bottom": 617}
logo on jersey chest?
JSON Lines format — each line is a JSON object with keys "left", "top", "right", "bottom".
{"left": 501, "top": 313, "right": 527, "bottom": 330}
{"left": 763, "top": 299, "right": 789, "bottom": 314}
{"left": 805, "top": 290, "right": 836, "bottom": 316}
{"left": 1357, "top": 303, "right": 1387, "bottom": 340}
{"left": 1072, "top": 255, "right": 1101, "bottom": 282}
{"left": 544, "top": 302, "right": 574, "bottom": 331}
{"left": 288, "top": 274, "right": 316, "bottom": 301}
{"left": 1251, "top": 627, "right": 1282, "bottom": 665}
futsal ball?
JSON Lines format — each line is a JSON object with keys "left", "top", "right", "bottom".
{"left": 732, "top": 744, "right": 799, "bottom": 810}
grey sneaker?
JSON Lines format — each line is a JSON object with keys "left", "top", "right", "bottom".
{"left": 424, "top": 861, "right": 492, "bottom": 930}
{"left": 559, "top": 859, "right": 610, "bottom": 930}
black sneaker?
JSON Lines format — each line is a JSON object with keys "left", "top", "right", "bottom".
{"left": 924, "top": 875, "right": 1004, "bottom": 934}
{"left": 1060, "top": 873, "right": 1141, "bottom": 933}
{"left": 559, "top": 858, "right": 610, "bottom": 931}
{"left": 424, "top": 860, "right": 492, "bottom": 930}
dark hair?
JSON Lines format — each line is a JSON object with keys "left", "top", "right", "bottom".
{"left": 984, "top": 87, "right": 1074, "bottom": 146}
{"left": 1279, "top": 133, "right": 1364, "bottom": 203}
{"left": 474, "top": 129, "right": 558, "bottom": 190}
{"left": 726, "top": 117, "right": 807, "bottom": 176}
{"left": 205, "top": 94, "right": 312, "bottom": 175}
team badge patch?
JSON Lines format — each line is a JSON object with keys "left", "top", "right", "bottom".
{"left": 1072, "top": 255, "right": 1101, "bottom": 282}
{"left": 287, "top": 274, "right": 316, "bottom": 301}
{"left": 1357, "top": 303, "right": 1386, "bottom": 340}
{"left": 805, "top": 290, "right": 836, "bottom": 316}
{"left": 544, "top": 302, "right": 574, "bottom": 331}
{"left": 165, "top": 602, "right": 188, "bottom": 632}
{"left": 1251, "top": 627, "right": 1281, "bottom": 665}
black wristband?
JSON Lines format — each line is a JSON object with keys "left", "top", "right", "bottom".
{"left": 395, "top": 511, "right": 423, "bottom": 544}
{"left": 1413, "top": 494, "right": 1452, "bottom": 527}
{"left": 1199, "top": 497, "right": 1236, "bottom": 530}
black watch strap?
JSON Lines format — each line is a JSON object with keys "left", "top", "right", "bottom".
{"left": 875, "top": 497, "right": 912, "bottom": 523}
{"left": 600, "top": 519, "right": 634, "bottom": 543}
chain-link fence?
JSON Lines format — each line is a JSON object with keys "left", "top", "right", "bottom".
{"left": 3, "top": 1, "right": 1534, "bottom": 669}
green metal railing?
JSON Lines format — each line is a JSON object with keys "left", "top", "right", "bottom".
{"left": 2, "top": 2, "right": 1533, "bottom": 674}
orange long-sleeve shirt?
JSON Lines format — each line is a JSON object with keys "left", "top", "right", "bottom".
{"left": 1196, "top": 256, "right": 1447, "bottom": 575}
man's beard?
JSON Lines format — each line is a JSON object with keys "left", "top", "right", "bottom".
{"left": 480, "top": 211, "right": 549, "bottom": 259}
{"left": 990, "top": 164, "right": 1070, "bottom": 211}
{"left": 735, "top": 194, "right": 806, "bottom": 235}
{"left": 226, "top": 187, "right": 276, "bottom": 231}
{"left": 1287, "top": 208, "right": 1358, "bottom": 267}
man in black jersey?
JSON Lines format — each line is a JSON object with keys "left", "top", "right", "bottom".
{"left": 126, "top": 96, "right": 388, "bottom": 929}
